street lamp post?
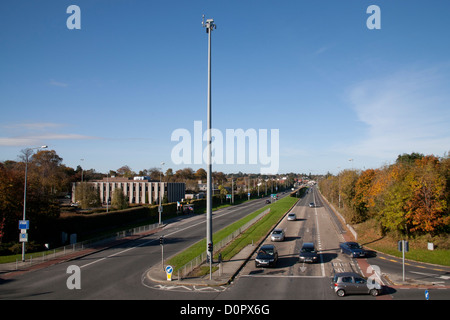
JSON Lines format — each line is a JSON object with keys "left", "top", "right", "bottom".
{"left": 159, "top": 161, "right": 165, "bottom": 225}
{"left": 21, "top": 145, "right": 47, "bottom": 262}
{"left": 202, "top": 15, "right": 216, "bottom": 279}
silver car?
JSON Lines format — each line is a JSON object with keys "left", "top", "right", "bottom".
{"left": 287, "top": 212, "right": 296, "bottom": 221}
{"left": 270, "top": 228, "right": 285, "bottom": 242}
{"left": 331, "top": 272, "right": 381, "bottom": 297}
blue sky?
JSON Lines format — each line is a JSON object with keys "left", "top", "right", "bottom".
{"left": 1, "top": 0, "right": 449, "bottom": 175}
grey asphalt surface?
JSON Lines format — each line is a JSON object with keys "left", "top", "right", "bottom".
{"left": 1, "top": 188, "right": 448, "bottom": 301}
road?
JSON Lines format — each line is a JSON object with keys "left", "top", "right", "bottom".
{"left": 215, "top": 186, "right": 359, "bottom": 300}
{"left": 1, "top": 186, "right": 449, "bottom": 304}
{"left": 0, "top": 194, "right": 286, "bottom": 300}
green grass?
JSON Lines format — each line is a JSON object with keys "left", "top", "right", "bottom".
{"left": 354, "top": 219, "right": 450, "bottom": 266}
{"left": 167, "top": 196, "right": 298, "bottom": 273}
{"left": 365, "top": 243, "right": 450, "bottom": 266}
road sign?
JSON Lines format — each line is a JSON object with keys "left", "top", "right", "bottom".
{"left": 398, "top": 240, "right": 409, "bottom": 252}
{"left": 165, "top": 265, "right": 173, "bottom": 281}
{"left": 425, "top": 290, "right": 429, "bottom": 300}
{"left": 19, "top": 232, "right": 28, "bottom": 242}
{"left": 19, "top": 220, "right": 29, "bottom": 230}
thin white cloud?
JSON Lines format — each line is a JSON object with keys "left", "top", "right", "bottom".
{"left": 49, "top": 79, "right": 68, "bottom": 87}
{"left": 0, "top": 137, "right": 40, "bottom": 146}
{"left": 0, "top": 134, "right": 99, "bottom": 146}
{"left": 3, "top": 122, "right": 65, "bottom": 131}
{"left": 0, "top": 122, "right": 100, "bottom": 146}
{"left": 343, "top": 66, "right": 450, "bottom": 160}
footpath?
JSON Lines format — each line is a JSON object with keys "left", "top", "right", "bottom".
{"left": 0, "top": 226, "right": 164, "bottom": 279}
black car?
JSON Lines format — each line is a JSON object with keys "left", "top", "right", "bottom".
{"left": 255, "top": 244, "right": 278, "bottom": 267}
{"left": 340, "top": 242, "right": 366, "bottom": 258}
{"left": 299, "top": 242, "right": 318, "bottom": 263}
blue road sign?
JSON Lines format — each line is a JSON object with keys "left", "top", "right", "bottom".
{"left": 19, "top": 220, "right": 29, "bottom": 230}
{"left": 425, "top": 290, "right": 429, "bottom": 300}
{"left": 165, "top": 265, "right": 173, "bottom": 281}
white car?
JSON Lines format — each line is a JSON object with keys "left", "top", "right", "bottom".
{"left": 287, "top": 212, "right": 296, "bottom": 221}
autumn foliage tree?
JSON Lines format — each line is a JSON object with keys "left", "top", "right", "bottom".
{"left": 0, "top": 150, "right": 71, "bottom": 248}
{"left": 404, "top": 156, "right": 449, "bottom": 234}
{"left": 319, "top": 153, "right": 450, "bottom": 237}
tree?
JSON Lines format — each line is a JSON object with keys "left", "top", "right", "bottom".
{"left": 396, "top": 152, "right": 424, "bottom": 165}
{"left": 405, "top": 156, "right": 449, "bottom": 234}
{"left": 75, "top": 182, "right": 100, "bottom": 209}
{"left": 116, "top": 165, "right": 135, "bottom": 178}
{"left": 31, "top": 150, "right": 70, "bottom": 195}
{"left": 0, "top": 162, "right": 24, "bottom": 243}
{"left": 165, "top": 168, "right": 174, "bottom": 182}
{"left": 194, "top": 168, "right": 207, "bottom": 181}
{"left": 111, "top": 187, "right": 128, "bottom": 210}
{"left": 339, "top": 169, "right": 360, "bottom": 223}
{"left": 148, "top": 167, "right": 163, "bottom": 181}
{"left": 352, "top": 169, "right": 377, "bottom": 223}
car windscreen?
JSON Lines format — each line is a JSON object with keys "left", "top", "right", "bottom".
{"left": 258, "top": 249, "right": 274, "bottom": 256}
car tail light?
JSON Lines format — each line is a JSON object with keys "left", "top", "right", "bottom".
{"left": 334, "top": 283, "right": 338, "bottom": 287}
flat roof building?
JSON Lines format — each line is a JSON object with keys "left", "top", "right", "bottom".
{"left": 72, "top": 177, "right": 185, "bottom": 206}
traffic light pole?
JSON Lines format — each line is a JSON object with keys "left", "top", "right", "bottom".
{"left": 160, "top": 236, "right": 164, "bottom": 271}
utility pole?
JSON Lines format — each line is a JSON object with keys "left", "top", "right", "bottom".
{"left": 202, "top": 15, "right": 216, "bottom": 280}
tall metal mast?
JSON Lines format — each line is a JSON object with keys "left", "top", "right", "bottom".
{"left": 202, "top": 15, "right": 216, "bottom": 279}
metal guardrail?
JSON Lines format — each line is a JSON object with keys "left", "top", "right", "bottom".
{"left": 177, "top": 208, "right": 271, "bottom": 279}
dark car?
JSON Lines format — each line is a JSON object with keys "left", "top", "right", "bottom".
{"left": 255, "top": 244, "right": 278, "bottom": 267}
{"left": 265, "top": 199, "right": 271, "bottom": 204}
{"left": 331, "top": 272, "right": 381, "bottom": 297}
{"left": 299, "top": 242, "right": 318, "bottom": 263}
{"left": 340, "top": 242, "right": 366, "bottom": 258}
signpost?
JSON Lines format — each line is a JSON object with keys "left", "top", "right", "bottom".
{"left": 19, "top": 220, "right": 29, "bottom": 243}
{"left": 398, "top": 240, "right": 409, "bottom": 282}
{"left": 165, "top": 265, "right": 173, "bottom": 281}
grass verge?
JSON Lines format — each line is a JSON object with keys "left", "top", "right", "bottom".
{"left": 166, "top": 196, "right": 298, "bottom": 273}
{"left": 353, "top": 219, "right": 450, "bottom": 266}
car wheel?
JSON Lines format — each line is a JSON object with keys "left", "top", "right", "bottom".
{"left": 336, "top": 289, "right": 345, "bottom": 297}
{"left": 369, "top": 289, "right": 379, "bottom": 296}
